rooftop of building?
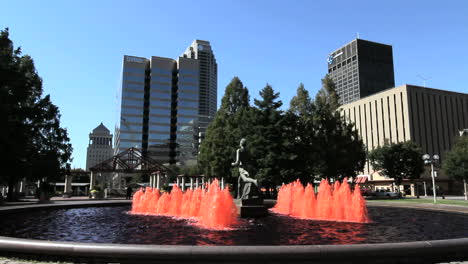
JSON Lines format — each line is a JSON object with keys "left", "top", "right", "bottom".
{"left": 341, "top": 84, "right": 468, "bottom": 107}
{"left": 91, "top": 122, "right": 111, "bottom": 135}
{"left": 328, "top": 38, "right": 392, "bottom": 55}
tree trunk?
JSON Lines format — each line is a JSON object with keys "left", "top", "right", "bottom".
{"left": 464, "top": 179, "right": 467, "bottom": 201}
{"left": 7, "top": 180, "right": 15, "bottom": 202}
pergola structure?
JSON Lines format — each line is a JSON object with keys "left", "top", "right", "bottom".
{"left": 89, "top": 147, "right": 173, "bottom": 190}
{"left": 174, "top": 174, "right": 224, "bottom": 191}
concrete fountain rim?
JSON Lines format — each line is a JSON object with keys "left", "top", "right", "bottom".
{"left": 0, "top": 200, "right": 467, "bottom": 263}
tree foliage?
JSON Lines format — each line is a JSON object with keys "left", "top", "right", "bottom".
{"left": 368, "top": 141, "right": 424, "bottom": 188}
{"left": 199, "top": 74, "right": 367, "bottom": 188}
{"left": 0, "top": 28, "right": 72, "bottom": 200}
{"left": 198, "top": 77, "right": 252, "bottom": 181}
{"left": 442, "top": 135, "right": 468, "bottom": 182}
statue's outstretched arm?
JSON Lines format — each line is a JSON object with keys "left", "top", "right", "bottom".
{"left": 232, "top": 149, "right": 240, "bottom": 166}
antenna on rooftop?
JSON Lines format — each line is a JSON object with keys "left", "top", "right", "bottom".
{"left": 356, "top": 32, "right": 360, "bottom": 39}
{"left": 417, "top": 74, "right": 432, "bottom": 88}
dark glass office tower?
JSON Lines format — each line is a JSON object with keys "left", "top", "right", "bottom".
{"left": 115, "top": 55, "right": 148, "bottom": 156}
{"left": 115, "top": 40, "right": 216, "bottom": 165}
{"left": 327, "top": 39, "right": 395, "bottom": 105}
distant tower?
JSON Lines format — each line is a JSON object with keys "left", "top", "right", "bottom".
{"left": 86, "top": 123, "right": 114, "bottom": 170}
{"left": 327, "top": 39, "right": 395, "bottom": 105}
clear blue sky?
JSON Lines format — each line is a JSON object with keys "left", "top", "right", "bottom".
{"left": 1, "top": 0, "right": 467, "bottom": 169}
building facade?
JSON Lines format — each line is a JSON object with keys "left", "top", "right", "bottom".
{"left": 115, "top": 40, "right": 216, "bottom": 165}
{"left": 327, "top": 39, "right": 395, "bottom": 105}
{"left": 86, "top": 123, "right": 114, "bottom": 170}
{"left": 341, "top": 85, "right": 468, "bottom": 194}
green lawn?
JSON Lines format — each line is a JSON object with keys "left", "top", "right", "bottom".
{"left": 367, "top": 198, "right": 468, "bottom": 206}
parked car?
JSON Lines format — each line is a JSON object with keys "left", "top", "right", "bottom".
{"left": 373, "top": 189, "right": 401, "bottom": 198}
{"left": 360, "top": 189, "right": 374, "bottom": 196}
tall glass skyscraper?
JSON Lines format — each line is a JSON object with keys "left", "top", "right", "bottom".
{"left": 115, "top": 40, "right": 216, "bottom": 165}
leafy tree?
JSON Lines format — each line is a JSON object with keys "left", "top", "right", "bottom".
{"left": 369, "top": 141, "right": 424, "bottom": 191}
{"left": 0, "top": 28, "right": 72, "bottom": 200}
{"left": 442, "top": 135, "right": 468, "bottom": 200}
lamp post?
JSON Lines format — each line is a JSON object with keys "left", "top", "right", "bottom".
{"left": 422, "top": 154, "right": 439, "bottom": 204}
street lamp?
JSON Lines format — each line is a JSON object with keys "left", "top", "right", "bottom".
{"left": 422, "top": 154, "right": 439, "bottom": 203}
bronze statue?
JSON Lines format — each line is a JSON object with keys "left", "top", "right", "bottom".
{"left": 232, "top": 138, "right": 258, "bottom": 199}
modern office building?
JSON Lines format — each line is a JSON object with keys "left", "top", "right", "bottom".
{"left": 114, "top": 40, "right": 217, "bottom": 165}
{"left": 327, "top": 39, "right": 395, "bottom": 105}
{"left": 86, "top": 123, "right": 114, "bottom": 170}
{"left": 341, "top": 85, "right": 468, "bottom": 194}
{"left": 181, "top": 40, "right": 218, "bottom": 134}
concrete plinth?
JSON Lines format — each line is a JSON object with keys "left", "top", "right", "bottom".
{"left": 235, "top": 199, "right": 268, "bottom": 218}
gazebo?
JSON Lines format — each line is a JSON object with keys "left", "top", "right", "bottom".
{"left": 89, "top": 147, "right": 173, "bottom": 190}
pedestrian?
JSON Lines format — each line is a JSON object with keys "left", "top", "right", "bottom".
{"left": 126, "top": 186, "right": 133, "bottom": 200}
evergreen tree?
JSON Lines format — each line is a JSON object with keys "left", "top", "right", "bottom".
{"left": 0, "top": 28, "right": 72, "bottom": 200}
{"left": 198, "top": 77, "right": 252, "bottom": 181}
{"left": 289, "top": 83, "right": 313, "bottom": 116}
{"left": 250, "top": 84, "right": 284, "bottom": 189}
{"left": 286, "top": 83, "right": 316, "bottom": 183}
{"left": 311, "top": 75, "right": 366, "bottom": 181}
{"left": 369, "top": 141, "right": 424, "bottom": 191}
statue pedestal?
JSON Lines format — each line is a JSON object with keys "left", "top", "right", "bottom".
{"left": 235, "top": 198, "right": 268, "bottom": 218}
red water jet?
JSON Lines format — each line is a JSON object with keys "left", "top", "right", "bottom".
{"left": 272, "top": 178, "right": 370, "bottom": 223}
{"left": 131, "top": 179, "right": 239, "bottom": 230}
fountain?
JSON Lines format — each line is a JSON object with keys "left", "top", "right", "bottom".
{"left": 272, "top": 178, "right": 370, "bottom": 223}
{"left": 131, "top": 179, "right": 238, "bottom": 230}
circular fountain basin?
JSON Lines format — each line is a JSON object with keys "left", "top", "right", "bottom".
{"left": 0, "top": 201, "right": 467, "bottom": 263}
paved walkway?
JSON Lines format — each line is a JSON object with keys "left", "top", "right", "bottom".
{"left": 367, "top": 200, "right": 468, "bottom": 215}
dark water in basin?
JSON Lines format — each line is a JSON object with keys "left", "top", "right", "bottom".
{"left": 0, "top": 205, "right": 467, "bottom": 245}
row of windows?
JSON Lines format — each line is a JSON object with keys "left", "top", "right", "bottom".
{"left": 177, "top": 117, "right": 197, "bottom": 124}
{"left": 121, "top": 108, "right": 143, "bottom": 115}
{"left": 178, "top": 92, "right": 198, "bottom": 100}
{"left": 121, "top": 116, "right": 143, "bottom": 124}
{"left": 119, "top": 133, "right": 143, "bottom": 140}
{"left": 150, "top": 83, "right": 171, "bottom": 91}
{"left": 149, "top": 124, "right": 170, "bottom": 132}
{"left": 152, "top": 68, "right": 172, "bottom": 75}
{"left": 328, "top": 57, "right": 357, "bottom": 73}
{"left": 123, "top": 83, "right": 144, "bottom": 91}
{"left": 177, "top": 124, "right": 194, "bottom": 132}
{"left": 119, "top": 124, "right": 142, "bottom": 131}
{"left": 178, "top": 100, "right": 198, "bottom": 108}
{"left": 150, "top": 92, "right": 171, "bottom": 100}
{"left": 122, "top": 89, "right": 144, "bottom": 99}
{"left": 178, "top": 85, "right": 198, "bottom": 92}
{"left": 178, "top": 69, "right": 198, "bottom": 75}
{"left": 124, "top": 67, "right": 145, "bottom": 75}
{"left": 152, "top": 76, "right": 172, "bottom": 83}
{"left": 177, "top": 108, "right": 197, "bottom": 115}
{"left": 178, "top": 76, "right": 198, "bottom": 84}
{"left": 149, "top": 108, "right": 171, "bottom": 116}
{"left": 123, "top": 74, "right": 145, "bottom": 83}
{"left": 150, "top": 100, "right": 171, "bottom": 108}
{"left": 118, "top": 141, "right": 142, "bottom": 149}
{"left": 122, "top": 99, "right": 144, "bottom": 107}
{"left": 148, "top": 116, "right": 171, "bottom": 123}
{"left": 148, "top": 133, "right": 171, "bottom": 140}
